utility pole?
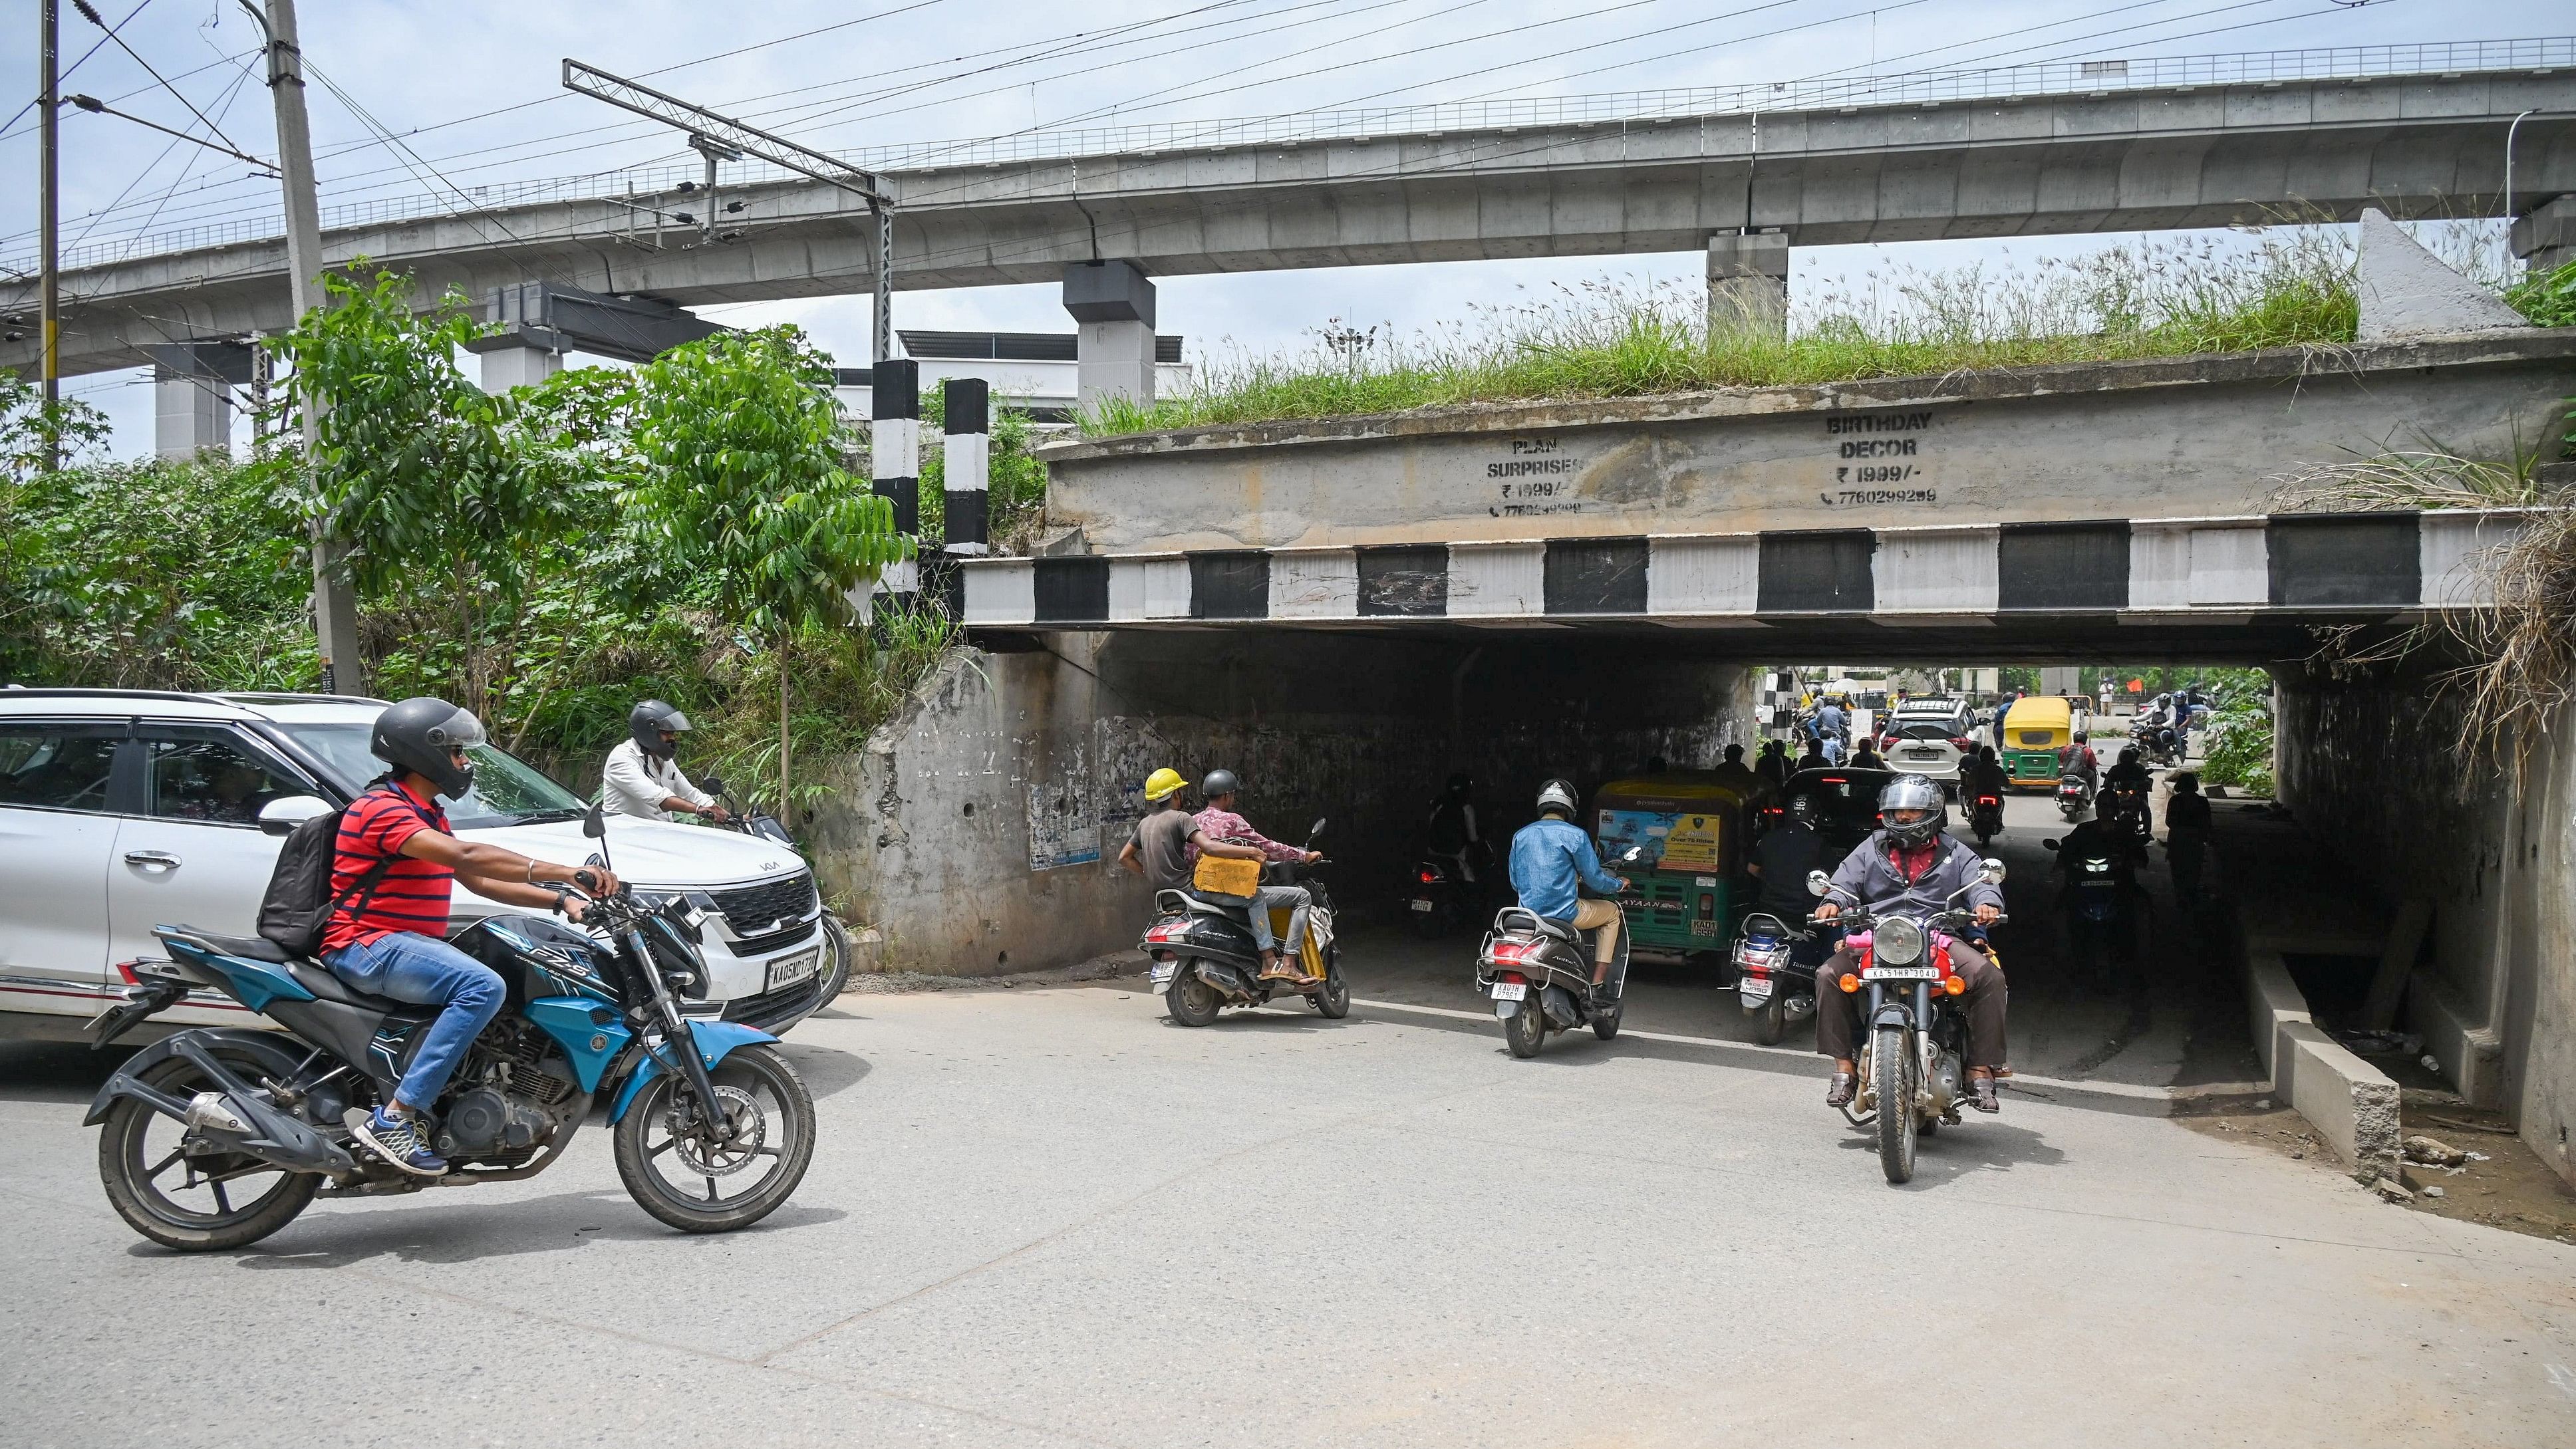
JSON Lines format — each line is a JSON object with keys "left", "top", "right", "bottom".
{"left": 39, "top": 0, "right": 60, "bottom": 470}
{"left": 246, "top": 0, "right": 360, "bottom": 694}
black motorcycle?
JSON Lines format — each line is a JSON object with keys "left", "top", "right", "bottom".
{"left": 1968, "top": 789, "right": 2005, "bottom": 849}
{"left": 700, "top": 772, "right": 851, "bottom": 1004}
{"left": 2099, "top": 778, "right": 2153, "bottom": 841}
{"left": 84, "top": 805, "right": 815, "bottom": 1251}
{"left": 2043, "top": 837, "right": 2143, "bottom": 983}
{"left": 1141, "top": 820, "right": 1350, "bottom": 1025}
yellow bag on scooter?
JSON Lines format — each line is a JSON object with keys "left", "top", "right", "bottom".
{"left": 1192, "top": 855, "right": 1262, "bottom": 898}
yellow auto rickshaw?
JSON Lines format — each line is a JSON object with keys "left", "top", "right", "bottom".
{"left": 1997, "top": 696, "right": 2091, "bottom": 788}
{"left": 1588, "top": 771, "right": 1759, "bottom": 960}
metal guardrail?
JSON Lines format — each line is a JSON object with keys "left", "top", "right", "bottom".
{"left": 13, "top": 37, "right": 2571, "bottom": 279}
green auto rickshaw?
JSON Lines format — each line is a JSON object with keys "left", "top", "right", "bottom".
{"left": 1589, "top": 771, "right": 1761, "bottom": 962}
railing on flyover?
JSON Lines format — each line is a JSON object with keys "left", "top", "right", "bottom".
{"left": 13, "top": 37, "right": 2571, "bottom": 280}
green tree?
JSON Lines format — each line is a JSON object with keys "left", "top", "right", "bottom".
{"left": 261, "top": 265, "right": 595, "bottom": 718}
{"left": 0, "top": 374, "right": 113, "bottom": 680}
{"left": 625, "top": 327, "right": 907, "bottom": 823}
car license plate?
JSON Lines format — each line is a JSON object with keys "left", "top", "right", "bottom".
{"left": 1490, "top": 982, "right": 1528, "bottom": 1001}
{"left": 765, "top": 946, "right": 823, "bottom": 992}
{"left": 1907, "top": 747, "right": 1940, "bottom": 759}
{"left": 1862, "top": 966, "right": 1940, "bottom": 982}
{"left": 1740, "top": 978, "right": 1774, "bottom": 1004}
{"left": 1409, "top": 898, "right": 1436, "bottom": 912}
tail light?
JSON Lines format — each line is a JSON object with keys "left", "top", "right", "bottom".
{"left": 1977, "top": 795, "right": 2000, "bottom": 807}
{"left": 1143, "top": 920, "right": 1187, "bottom": 944}
{"left": 114, "top": 959, "right": 141, "bottom": 986}
{"left": 1487, "top": 940, "right": 1538, "bottom": 968}
{"left": 1417, "top": 868, "right": 1439, "bottom": 884}
{"left": 1948, "top": 736, "right": 1971, "bottom": 751}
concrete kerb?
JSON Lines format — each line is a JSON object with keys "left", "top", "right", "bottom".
{"left": 2231, "top": 889, "right": 2404, "bottom": 1184}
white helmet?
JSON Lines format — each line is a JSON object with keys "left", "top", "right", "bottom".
{"left": 1876, "top": 773, "right": 1947, "bottom": 846}
{"left": 1535, "top": 778, "right": 1580, "bottom": 817}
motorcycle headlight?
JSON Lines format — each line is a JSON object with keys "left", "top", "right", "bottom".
{"left": 1873, "top": 917, "right": 1926, "bottom": 966}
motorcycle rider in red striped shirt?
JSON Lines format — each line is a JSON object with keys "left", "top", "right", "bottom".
{"left": 326, "top": 698, "right": 622, "bottom": 1176}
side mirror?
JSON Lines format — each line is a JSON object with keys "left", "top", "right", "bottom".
{"left": 256, "top": 795, "right": 333, "bottom": 837}
{"left": 583, "top": 802, "right": 607, "bottom": 839}
{"left": 1805, "top": 869, "right": 1833, "bottom": 896}
{"left": 700, "top": 773, "right": 727, "bottom": 797}
{"left": 2040, "top": 839, "right": 2060, "bottom": 852}
{"left": 1980, "top": 858, "right": 2006, "bottom": 884}
{"left": 1308, "top": 817, "right": 1327, "bottom": 841}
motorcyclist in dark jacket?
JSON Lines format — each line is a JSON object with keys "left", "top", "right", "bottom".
{"left": 1812, "top": 776, "right": 2008, "bottom": 1113}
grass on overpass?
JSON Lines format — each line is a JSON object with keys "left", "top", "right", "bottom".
{"left": 1083, "top": 230, "right": 2575, "bottom": 437}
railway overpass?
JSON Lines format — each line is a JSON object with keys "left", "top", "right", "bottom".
{"left": 11, "top": 40, "right": 2576, "bottom": 406}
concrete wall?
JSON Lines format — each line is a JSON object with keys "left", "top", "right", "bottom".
{"left": 807, "top": 633, "right": 1751, "bottom": 974}
{"left": 1040, "top": 336, "right": 2576, "bottom": 551}
{"left": 2274, "top": 666, "right": 2576, "bottom": 1188}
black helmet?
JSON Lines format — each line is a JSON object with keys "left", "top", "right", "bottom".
{"left": 2119, "top": 747, "right": 2140, "bottom": 765}
{"left": 630, "top": 699, "right": 692, "bottom": 757}
{"left": 1201, "top": 768, "right": 1240, "bottom": 800}
{"left": 372, "top": 697, "right": 484, "bottom": 799}
{"left": 1787, "top": 793, "right": 1818, "bottom": 826}
{"left": 1876, "top": 774, "right": 1947, "bottom": 847}
{"left": 1535, "top": 778, "right": 1580, "bottom": 817}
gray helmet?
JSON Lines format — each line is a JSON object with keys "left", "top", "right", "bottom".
{"left": 1535, "top": 778, "right": 1580, "bottom": 817}
{"left": 1876, "top": 773, "right": 1947, "bottom": 847}
{"left": 372, "top": 696, "right": 485, "bottom": 799}
{"left": 1200, "top": 768, "right": 1240, "bottom": 800}
{"left": 630, "top": 699, "right": 692, "bottom": 757}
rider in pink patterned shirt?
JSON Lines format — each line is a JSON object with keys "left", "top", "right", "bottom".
{"left": 1188, "top": 769, "right": 1321, "bottom": 981}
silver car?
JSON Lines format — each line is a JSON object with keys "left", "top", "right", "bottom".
{"left": 0, "top": 690, "right": 845, "bottom": 1043}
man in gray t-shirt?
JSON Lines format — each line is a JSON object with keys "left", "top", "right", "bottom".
{"left": 1119, "top": 768, "right": 1199, "bottom": 890}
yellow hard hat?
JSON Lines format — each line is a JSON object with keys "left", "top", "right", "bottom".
{"left": 1144, "top": 767, "right": 1187, "bottom": 802}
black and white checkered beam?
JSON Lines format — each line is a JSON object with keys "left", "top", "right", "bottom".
{"left": 942, "top": 377, "right": 989, "bottom": 557}
{"left": 871, "top": 358, "right": 920, "bottom": 596}
{"left": 956, "top": 511, "right": 2529, "bottom": 626}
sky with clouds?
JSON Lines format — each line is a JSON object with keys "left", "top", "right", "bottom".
{"left": 1, "top": 0, "right": 2561, "bottom": 453}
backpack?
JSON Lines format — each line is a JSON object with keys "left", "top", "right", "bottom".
{"left": 256, "top": 787, "right": 429, "bottom": 957}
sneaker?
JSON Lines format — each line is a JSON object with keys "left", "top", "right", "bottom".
{"left": 353, "top": 1107, "right": 447, "bottom": 1176}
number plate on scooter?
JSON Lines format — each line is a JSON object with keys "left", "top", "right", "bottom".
{"left": 1739, "top": 978, "right": 1774, "bottom": 1004}
{"left": 1489, "top": 982, "right": 1528, "bottom": 1001}
{"left": 1860, "top": 966, "right": 1940, "bottom": 982}
{"left": 1408, "top": 899, "right": 1436, "bottom": 912}
{"left": 1149, "top": 964, "right": 1177, "bottom": 988}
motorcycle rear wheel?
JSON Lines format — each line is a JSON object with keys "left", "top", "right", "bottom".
{"left": 613, "top": 1044, "right": 815, "bottom": 1234}
{"left": 97, "top": 1053, "right": 319, "bottom": 1251}
{"left": 1591, "top": 997, "right": 1623, "bottom": 1041}
{"left": 1407, "top": 906, "right": 1448, "bottom": 939}
{"left": 1503, "top": 1001, "right": 1546, "bottom": 1058}
{"left": 1872, "top": 1029, "right": 1918, "bottom": 1184}
{"left": 1166, "top": 967, "right": 1223, "bottom": 1027}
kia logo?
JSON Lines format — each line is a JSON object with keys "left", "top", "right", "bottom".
{"left": 762, "top": 860, "right": 780, "bottom": 871}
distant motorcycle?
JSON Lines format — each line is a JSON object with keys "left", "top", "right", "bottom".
{"left": 1405, "top": 847, "right": 1487, "bottom": 938}
{"left": 2044, "top": 837, "right": 2140, "bottom": 983}
{"left": 2056, "top": 774, "right": 2092, "bottom": 822}
{"left": 1140, "top": 820, "right": 1349, "bottom": 1024}
{"left": 1969, "top": 790, "right": 2005, "bottom": 849}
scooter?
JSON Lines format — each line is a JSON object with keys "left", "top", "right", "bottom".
{"left": 1969, "top": 791, "right": 2005, "bottom": 849}
{"left": 1733, "top": 910, "right": 1823, "bottom": 1046}
{"left": 82, "top": 804, "right": 815, "bottom": 1250}
{"left": 1405, "top": 847, "right": 1485, "bottom": 939}
{"left": 700, "top": 773, "right": 851, "bottom": 1004}
{"left": 2043, "top": 837, "right": 2140, "bottom": 984}
{"left": 2056, "top": 773, "right": 2093, "bottom": 822}
{"left": 1806, "top": 859, "right": 2008, "bottom": 1186}
{"left": 2100, "top": 779, "right": 2152, "bottom": 841}
{"left": 1140, "top": 821, "right": 1350, "bottom": 1025}
{"left": 1473, "top": 847, "right": 1642, "bottom": 1059}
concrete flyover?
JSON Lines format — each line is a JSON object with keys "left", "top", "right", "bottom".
{"left": 10, "top": 48, "right": 2576, "bottom": 381}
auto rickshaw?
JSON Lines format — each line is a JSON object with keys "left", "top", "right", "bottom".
{"left": 1589, "top": 771, "right": 1759, "bottom": 962}
{"left": 1996, "top": 696, "right": 2092, "bottom": 789}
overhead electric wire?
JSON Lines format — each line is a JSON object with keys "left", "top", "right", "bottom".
{"left": 0, "top": 0, "right": 154, "bottom": 137}
{"left": 70, "top": 0, "right": 255, "bottom": 158}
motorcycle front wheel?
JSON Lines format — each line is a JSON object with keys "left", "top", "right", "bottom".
{"left": 1503, "top": 1001, "right": 1546, "bottom": 1058}
{"left": 1166, "top": 966, "right": 1224, "bottom": 1027}
{"left": 97, "top": 1051, "right": 319, "bottom": 1251}
{"left": 1310, "top": 952, "right": 1352, "bottom": 1019}
{"left": 613, "top": 1044, "right": 815, "bottom": 1234}
{"left": 1872, "top": 1028, "right": 1918, "bottom": 1185}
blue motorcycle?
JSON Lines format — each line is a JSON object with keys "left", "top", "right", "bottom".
{"left": 84, "top": 809, "right": 815, "bottom": 1251}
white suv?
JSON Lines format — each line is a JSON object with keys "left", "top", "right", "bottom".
{"left": 0, "top": 690, "right": 843, "bottom": 1043}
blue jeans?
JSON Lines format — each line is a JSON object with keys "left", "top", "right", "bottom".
{"left": 325, "top": 933, "right": 505, "bottom": 1110}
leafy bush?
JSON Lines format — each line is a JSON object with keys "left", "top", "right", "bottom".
{"left": 2197, "top": 668, "right": 2277, "bottom": 797}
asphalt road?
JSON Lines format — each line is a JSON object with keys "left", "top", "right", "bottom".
{"left": 5, "top": 791, "right": 2571, "bottom": 1448}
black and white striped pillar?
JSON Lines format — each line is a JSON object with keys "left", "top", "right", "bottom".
{"left": 942, "top": 377, "right": 990, "bottom": 557}
{"left": 871, "top": 358, "right": 919, "bottom": 598}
